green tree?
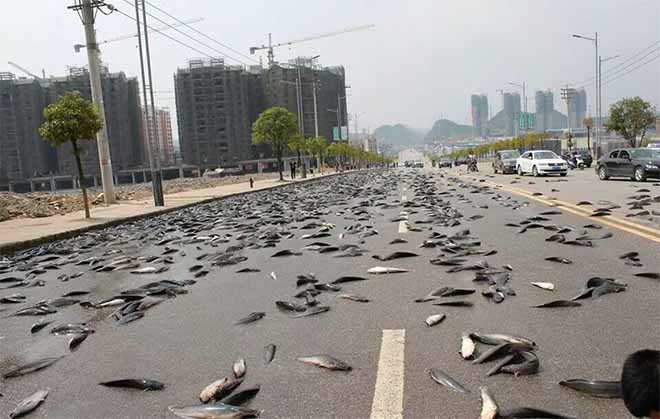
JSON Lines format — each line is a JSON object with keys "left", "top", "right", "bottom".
{"left": 288, "top": 133, "right": 306, "bottom": 177}
{"left": 605, "top": 97, "right": 656, "bottom": 148}
{"left": 252, "top": 107, "right": 299, "bottom": 181}
{"left": 38, "top": 92, "right": 103, "bottom": 219}
{"left": 305, "top": 136, "right": 328, "bottom": 174}
{"left": 583, "top": 117, "right": 594, "bottom": 153}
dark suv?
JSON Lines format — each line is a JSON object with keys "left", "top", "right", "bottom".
{"left": 492, "top": 150, "right": 520, "bottom": 174}
{"left": 596, "top": 148, "right": 660, "bottom": 181}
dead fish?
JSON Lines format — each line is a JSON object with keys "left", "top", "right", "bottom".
{"left": 480, "top": 387, "right": 499, "bottom": 419}
{"left": 233, "top": 358, "right": 246, "bottom": 379}
{"left": 263, "top": 344, "right": 276, "bottom": 364}
{"left": 461, "top": 333, "right": 476, "bottom": 360}
{"left": 313, "top": 283, "right": 341, "bottom": 292}
{"left": 13, "top": 306, "right": 57, "bottom": 316}
{"left": 236, "top": 312, "right": 265, "bottom": 325}
{"left": 30, "top": 320, "right": 53, "bottom": 334}
{"left": 269, "top": 272, "right": 277, "bottom": 281}
{"left": 533, "top": 300, "right": 581, "bottom": 308}
{"left": 530, "top": 282, "right": 555, "bottom": 291}
{"left": 3, "top": 356, "right": 63, "bottom": 378}
{"left": 545, "top": 256, "right": 572, "bottom": 264}
{"left": 116, "top": 311, "right": 144, "bottom": 325}
{"left": 0, "top": 294, "right": 26, "bottom": 304}
{"left": 498, "top": 407, "right": 576, "bottom": 419}
{"left": 472, "top": 342, "right": 535, "bottom": 364}
{"left": 389, "top": 238, "right": 408, "bottom": 244}
{"left": 168, "top": 403, "right": 260, "bottom": 419}
{"left": 61, "top": 291, "right": 90, "bottom": 297}
{"left": 130, "top": 266, "right": 168, "bottom": 274}
{"left": 189, "top": 265, "right": 204, "bottom": 272}
{"left": 433, "top": 301, "right": 473, "bottom": 307}
{"left": 500, "top": 351, "right": 540, "bottom": 376}
{"left": 634, "top": 272, "right": 660, "bottom": 280}
{"left": 485, "top": 354, "right": 516, "bottom": 377}
{"left": 440, "top": 288, "right": 476, "bottom": 297}
{"left": 275, "top": 301, "right": 306, "bottom": 312}
{"left": 367, "top": 266, "right": 409, "bottom": 274}
{"left": 372, "top": 251, "right": 419, "bottom": 261}
{"left": 100, "top": 378, "right": 164, "bottom": 391}
{"left": 236, "top": 268, "right": 260, "bottom": 273}
{"left": 428, "top": 368, "right": 469, "bottom": 393}
{"left": 331, "top": 276, "right": 368, "bottom": 284}
{"left": 10, "top": 388, "right": 49, "bottom": 419}
{"left": 425, "top": 313, "right": 446, "bottom": 327}
{"left": 559, "top": 379, "right": 622, "bottom": 398}
{"left": 199, "top": 377, "right": 233, "bottom": 403}
{"left": 576, "top": 201, "right": 592, "bottom": 206}
{"left": 338, "top": 293, "right": 370, "bottom": 302}
{"left": 271, "top": 249, "right": 302, "bottom": 257}
{"left": 69, "top": 334, "right": 88, "bottom": 351}
{"left": 221, "top": 384, "right": 261, "bottom": 406}
{"left": 297, "top": 354, "right": 352, "bottom": 371}
{"left": 291, "top": 306, "right": 330, "bottom": 318}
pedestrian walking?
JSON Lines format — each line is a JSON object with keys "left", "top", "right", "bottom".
{"left": 249, "top": 177, "right": 254, "bottom": 188}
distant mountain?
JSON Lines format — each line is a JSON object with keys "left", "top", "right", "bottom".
{"left": 373, "top": 124, "right": 423, "bottom": 149}
{"left": 424, "top": 119, "right": 472, "bottom": 142}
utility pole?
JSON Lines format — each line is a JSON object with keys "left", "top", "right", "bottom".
{"left": 68, "top": 0, "right": 116, "bottom": 204}
{"left": 312, "top": 78, "right": 319, "bottom": 138}
{"left": 561, "top": 85, "right": 577, "bottom": 150}
{"left": 296, "top": 58, "right": 305, "bottom": 136}
{"left": 135, "top": 0, "right": 164, "bottom": 206}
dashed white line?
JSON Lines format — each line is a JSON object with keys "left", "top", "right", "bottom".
{"left": 370, "top": 329, "right": 406, "bottom": 419}
{"left": 401, "top": 195, "right": 407, "bottom": 201}
{"left": 397, "top": 221, "right": 408, "bottom": 233}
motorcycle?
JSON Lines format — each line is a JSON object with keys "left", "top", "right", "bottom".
{"left": 564, "top": 154, "right": 585, "bottom": 170}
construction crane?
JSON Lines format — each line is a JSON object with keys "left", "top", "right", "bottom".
{"left": 250, "top": 24, "right": 375, "bottom": 67}
{"left": 74, "top": 17, "right": 204, "bottom": 52}
{"left": 7, "top": 61, "right": 44, "bottom": 80}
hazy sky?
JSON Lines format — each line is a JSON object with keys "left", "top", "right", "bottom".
{"left": 3, "top": 0, "right": 659, "bottom": 137}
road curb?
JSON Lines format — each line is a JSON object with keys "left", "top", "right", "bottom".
{"left": 0, "top": 170, "right": 353, "bottom": 256}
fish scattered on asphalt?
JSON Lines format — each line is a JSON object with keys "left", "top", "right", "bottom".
{"left": 428, "top": 368, "right": 470, "bottom": 393}
{"left": 461, "top": 333, "right": 477, "bottom": 360}
{"left": 472, "top": 342, "right": 535, "bottom": 364}
{"left": 372, "top": 251, "right": 419, "bottom": 261}
{"left": 30, "top": 319, "right": 53, "bottom": 334}
{"left": 432, "top": 300, "right": 473, "bottom": 307}
{"left": 168, "top": 403, "right": 260, "bottom": 419}
{"left": 297, "top": 354, "right": 352, "bottom": 371}
{"left": 236, "top": 312, "right": 266, "bottom": 325}
{"left": 480, "top": 387, "right": 499, "bottom": 419}
{"left": 69, "top": 333, "right": 88, "bottom": 350}
{"left": 634, "top": 272, "right": 660, "bottom": 280}
{"left": 263, "top": 344, "right": 276, "bottom": 364}
{"left": 331, "top": 276, "right": 368, "bottom": 284}
{"left": 233, "top": 358, "right": 246, "bottom": 379}
{"left": 338, "top": 293, "right": 370, "bottom": 302}
{"left": 99, "top": 379, "right": 164, "bottom": 391}
{"left": 220, "top": 384, "right": 261, "bottom": 406}
{"left": 425, "top": 313, "right": 446, "bottom": 327}
{"left": 10, "top": 388, "right": 49, "bottom": 419}
{"left": 545, "top": 256, "right": 572, "bottom": 264}
{"left": 291, "top": 306, "right": 330, "bottom": 318}
{"left": 3, "top": 356, "right": 63, "bottom": 379}
{"left": 533, "top": 300, "right": 582, "bottom": 308}
{"left": 530, "top": 282, "right": 555, "bottom": 291}
{"left": 559, "top": 379, "right": 622, "bottom": 398}
{"left": 367, "top": 266, "right": 409, "bottom": 274}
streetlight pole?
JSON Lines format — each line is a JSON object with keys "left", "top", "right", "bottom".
{"left": 572, "top": 32, "right": 599, "bottom": 154}
{"left": 68, "top": 0, "right": 116, "bottom": 204}
{"left": 509, "top": 82, "right": 527, "bottom": 134}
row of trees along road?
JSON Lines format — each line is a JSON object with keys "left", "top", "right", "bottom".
{"left": 251, "top": 106, "right": 389, "bottom": 180}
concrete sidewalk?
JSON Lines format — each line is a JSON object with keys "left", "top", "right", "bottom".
{"left": 0, "top": 170, "right": 345, "bottom": 254}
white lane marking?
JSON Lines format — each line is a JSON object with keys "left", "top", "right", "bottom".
{"left": 397, "top": 221, "right": 408, "bottom": 233}
{"left": 401, "top": 195, "right": 407, "bottom": 201}
{"left": 403, "top": 187, "right": 407, "bottom": 191}
{"left": 370, "top": 329, "right": 406, "bottom": 419}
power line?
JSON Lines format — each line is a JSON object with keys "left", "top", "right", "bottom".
{"left": 581, "top": 45, "right": 660, "bottom": 89}
{"left": 112, "top": 6, "right": 220, "bottom": 61}
{"left": 143, "top": 0, "right": 258, "bottom": 64}
{"left": 599, "top": 53, "right": 659, "bottom": 88}
{"left": 573, "top": 40, "right": 659, "bottom": 87}
{"left": 118, "top": 0, "right": 248, "bottom": 65}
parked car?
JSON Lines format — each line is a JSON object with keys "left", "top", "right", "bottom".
{"left": 438, "top": 159, "right": 453, "bottom": 168}
{"left": 454, "top": 158, "right": 468, "bottom": 166}
{"left": 595, "top": 148, "right": 660, "bottom": 181}
{"left": 575, "top": 151, "right": 593, "bottom": 168}
{"left": 404, "top": 160, "right": 412, "bottom": 168}
{"left": 492, "top": 150, "right": 520, "bottom": 174}
{"left": 413, "top": 161, "right": 424, "bottom": 168}
{"left": 647, "top": 142, "right": 660, "bottom": 150}
{"left": 516, "top": 150, "right": 567, "bottom": 177}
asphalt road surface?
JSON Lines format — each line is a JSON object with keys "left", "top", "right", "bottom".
{"left": 1, "top": 168, "right": 658, "bottom": 419}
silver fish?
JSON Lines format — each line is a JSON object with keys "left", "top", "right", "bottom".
{"left": 233, "top": 358, "right": 246, "bottom": 379}
{"left": 530, "top": 282, "right": 555, "bottom": 291}
{"left": 425, "top": 313, "right": 446, "bottom": 327}
{"left": 460, "top": 333, "right": 476, "bottom": 360}
{"left": 263, "top": 344, "right": 276, "bottom": 364}
{"left": 10, "top": 388, "right": 49, "bottom": 418}
{"left": 168, "top": 403, "right": 260, "bottom": 419}
{"left": 480, "top": 387, "right": 499, "bottom": 419}
{"left": 297, "top": 354, "right": 352, "bottom": 371}
{"left": 367, "top": 266, "right": 409, "bottom": 274}
{"left": 428, "top": 368, "right": 469, "bottom": 393}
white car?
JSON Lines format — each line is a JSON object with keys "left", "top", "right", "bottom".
{"left": 516, "top": 150, "right": 567, "bottom": 177}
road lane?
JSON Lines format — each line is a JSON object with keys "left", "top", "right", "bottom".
{"left": 0, "top": 168, "right": 658, "bottom": 418}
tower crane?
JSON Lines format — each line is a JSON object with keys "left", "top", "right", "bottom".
{"left": 74, "top": 17, "right": 204, "bottom": 52}
{"left": 250, "top": 24, "right": 375, "bottom": 66}
{"left": 7, "top": 61, "right": 44, "bottom": 80}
